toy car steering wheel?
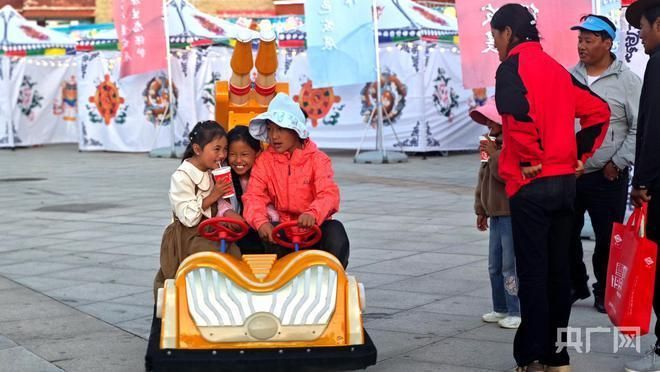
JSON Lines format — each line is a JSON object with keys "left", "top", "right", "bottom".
{"left": 272, "top": 221, "right": 322, "bottom": 251}
{"left": 198, "top": 217, "right": 249, "bottom": 253}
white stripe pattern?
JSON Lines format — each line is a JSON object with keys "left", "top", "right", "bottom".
{"left": 185, "top": 266, "right": 338, "bottom": 327}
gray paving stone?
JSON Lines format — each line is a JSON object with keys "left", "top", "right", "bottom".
{"left": 0, "top": 346, "right": 63, "bottom": 372}
{"left": 45, "top": 266, "right": 154, "bottom": 286}
{"left": 10, "top": 276, "right": 82, "bottom": 293}
{"left": 107, "top": 290, "right": 154, "bottom": 308}
{"left": 455, "top": 323, "right": 517, "bottom": 344}
{"left": 349, "top": 271, "right": 415, "bottom": 289}
{"left": 40, "top": 240, "right": 127, "bottom": 253}
{"left": 367, "top": 310, "right": 482, "bottom": 337}
{"left": 405, "top": 337, "right": 516, "bottom": 371}
{"left": 45, "top": 282, "right": 150, "bottom": 305}
{"left": 379, "top": 272, "right": 486, "bottom": 296}
{"left": 0, "top": 335, "right": 16, "bottom": 351}
{"left": 115, "top": 315, "right": 153, "bottom": 339}
{"left": 362, "top": 289, "right": 442, "bottom": 310}
{"left": 370, "top": 358, "right": 499, "bottom": 372}
{"left": 21, "top": 330, "right": 145, "bottom": 372}
{"left": 77, "top": 302, "right": 151, "bottom": 324}
{"left": 354, "top": 252, "right": 483, "bottom": 276}
{"left": 41, "top": 251, "right": 130, "bottom": 266}
{"left": 106, "top": 255, "right": 159, "bottom": 271}
{"left": 0, "top": 261, "right": 78, "bottom": 277}
{"left": 417, "top": 295, "right": 495, "bottom": 318}
{"left": 0, "top": 248, "right": 70, "bottom": 263}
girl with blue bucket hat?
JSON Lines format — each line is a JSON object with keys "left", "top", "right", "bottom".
{"left": 243, "top": 93, "right": 349, "bottom": 267}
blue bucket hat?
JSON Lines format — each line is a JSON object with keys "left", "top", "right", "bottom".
{"left": 249, "top": 93, "right": 309, "bottom": 141}
{"left": 571, "top": 15, "right": 616, "bottom": 40}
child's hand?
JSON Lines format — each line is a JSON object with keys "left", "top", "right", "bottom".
{"left": 480, "top": 137, "right": 498, "bottom": 157}
{"left": 476, "top": 215, "right": 489, "bottom": 231}
{"left": 298, "top": 213, "right": 316, "bottom": 228}
{"left": 213, "top": 179, "right": 233, "bottom": 199}
{"left": 258, "top": 223, "right": 275, "bottom": 244}
{"left": 224, "top": 211, "right": 247, "bottom": 232}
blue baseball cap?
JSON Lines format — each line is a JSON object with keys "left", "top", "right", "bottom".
{"left": 571, "top": 15, "right": 616, "bottom": 40}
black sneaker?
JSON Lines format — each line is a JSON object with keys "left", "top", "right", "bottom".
{"left": 571, "top": 287, "right": 590, "bottom": 304}
{"left": 593, "top": 294, "right": 606, "bottom": 313}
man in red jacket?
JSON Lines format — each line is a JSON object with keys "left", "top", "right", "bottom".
{"left": 491, "top": 4, "right": 610, "bottom": 372}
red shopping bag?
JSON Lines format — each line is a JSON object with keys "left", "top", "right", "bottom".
{"left": 606, "top": 204, "right": 658, "bottom": 336}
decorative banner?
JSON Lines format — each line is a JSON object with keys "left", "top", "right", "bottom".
{"left": 279, "top": 43, "right": 486, "bottom": 152}
{"left": 455, "top": 0, "right": 592, "bottom": 88}
{"left": 305, "top": 0, "right": 377, "bottom": 88}
{"left": 294, "top": 79, "right": 343, "bottom": 127}
{"left": 8, "top": 57, "right": 78, "bottom": 147}
{"left": 594, "top": 0, "right": 622, "bottom": 53}
{"left": 619, "top": 5, "right": 649, "bottom": 79}
{"left": 53, "top": 75, "right": 78, "bottom": 122}
{"left": 76, "top": 49, "right": 223, "bottom": 152}
{"left": 113, "top": 0, "right": 168, "bottom": 78}
{"left": 72, "top": 45, "right": 484, "bottom": 153}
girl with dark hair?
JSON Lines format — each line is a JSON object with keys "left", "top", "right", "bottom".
{"left": 217, "top": 125, "right": 279, "bottom": 254}
{"left": 490, "top": 4, "right": 612, "bottom": 372}
{"left": 146, "top": 120, "right": 236, "bottom": 371}
{"left": 153, "top": 120, "right": 236, "bottom": 292}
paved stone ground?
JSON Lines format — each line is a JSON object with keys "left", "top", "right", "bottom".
{"left": 0, "top": 144, "right": 654, "bottom": 372}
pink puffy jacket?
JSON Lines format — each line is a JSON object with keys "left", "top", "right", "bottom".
{"left": 243, "top": 140, "right": 340, "bottom": 230}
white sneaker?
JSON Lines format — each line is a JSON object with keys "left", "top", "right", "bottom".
{"left": 482, "top": 311, "right": 507, "bottom": 323}
{"left": 498, "top": 316, "right": 521, "bottom": 329}
{"left": 625, "top": 346, "right": 660, "bottom": 372}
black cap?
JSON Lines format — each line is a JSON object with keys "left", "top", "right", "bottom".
{"left": 626, "top": 0, "right": 660, "bottom": 28}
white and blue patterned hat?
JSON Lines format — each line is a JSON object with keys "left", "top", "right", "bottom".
{"left": 249, "top": 93, "right": 309, "bottom": 141}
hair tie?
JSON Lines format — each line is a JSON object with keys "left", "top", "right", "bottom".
{"left": 189, "top": 130, "right": 198, "bottom": 141}
{"left": 530, "top": 19, "right": 536, "bottom": 26}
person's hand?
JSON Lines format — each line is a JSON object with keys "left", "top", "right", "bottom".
{"left": 298, "top": 213, "right": 316, "bottom": 228}
{"left": 258, "top": 223, "right": 275, "bottom": 244}
{"left": 522, "top": 164, "right": 542, "bottom": 179}
{"left": 631, "top": 188, "right": 651, "bottom": 208}
{"left": 213, "top": 179, "right": 233, "bottom": 199}
{"left": 479, "top": 137, "right": 498, "bottom": 157}
{"left": 223, "top": 211, "right": 247, "bottom": 232}
{"left": 603, "top": 161, "right": 619, "bottom": 181}
{"left": 575, "top": 160, "right": 585, "bottom": 178}
{"left": 476, "top": 215, "right": 489, "bottom": 231}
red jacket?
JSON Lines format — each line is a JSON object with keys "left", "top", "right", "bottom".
{"left": 243, "top": 140, "right": 340, "bottom": 230}
{"left": 495, "top": 42, "right": 611, "bottom": 196}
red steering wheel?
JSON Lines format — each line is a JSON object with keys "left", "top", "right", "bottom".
{"left": 198, "top": 217, "right": 249, "bottom": 243}
{"left": 272, "top": 221, "right": 322, "bottom": 250}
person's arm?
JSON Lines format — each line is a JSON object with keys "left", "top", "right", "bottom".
{"left": 242, "top": 156, "right": 273, "bottom": 232}
{"left": 633, "top": 57, "right": 660, "bottom": 189}
{"left": 572, "top": 76, "right": 611, "bottom": 164}
{"left": 495, "top": 60, "right": 543, "bottom": 167}
{"left": 169, "top": 172, "right": 208, "bottom": 227}
{"left": 474, "top": 166, "right": 487, "bottom": 216}
{"left": 216, "top": 198, "right": 233, "bottom": 217}
{"left": 611, "top": 72, "right": 641, "bottom": 170}
{"left": 303, "top": 153, "right": 339, "bottom": 224}
{"left": 488, "top": 150, "right": 504, "bottom": 183}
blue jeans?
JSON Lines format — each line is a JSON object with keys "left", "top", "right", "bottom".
{"left": 489, "top": 216, "right": 520, "bottom": 316}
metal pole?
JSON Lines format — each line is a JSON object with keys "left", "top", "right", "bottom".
{"left": 372, "top": 0, "right": 385, "bottom": 161}
{"left": 163, "top": 0, "right": 177, "bottom": 158}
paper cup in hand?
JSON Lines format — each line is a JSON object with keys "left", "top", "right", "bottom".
{"left": 211, "top": 167, "right": 235, "bottom": 199}
{"left": 479, "top": 136, "right": 496, "bottom": 162}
